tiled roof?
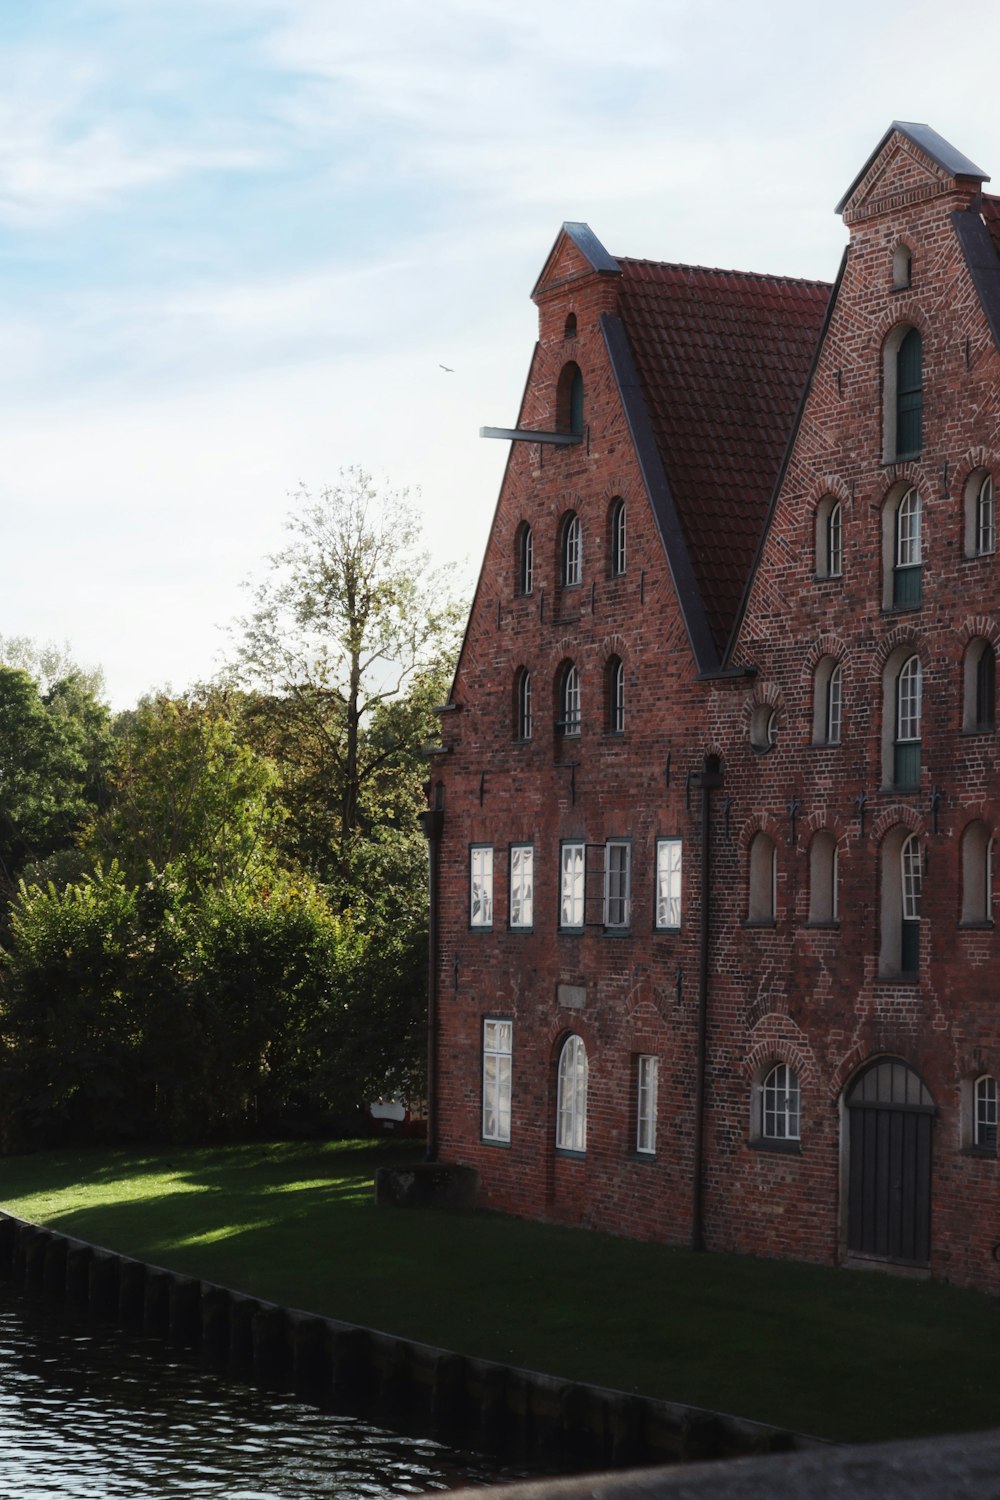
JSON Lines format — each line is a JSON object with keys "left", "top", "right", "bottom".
{"left": 616, "top": 259, "right": 832, "bottom": 653}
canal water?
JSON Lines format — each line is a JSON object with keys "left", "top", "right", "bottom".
{"left": 0, "top": 1283, "right": 517, "bottom": 1498}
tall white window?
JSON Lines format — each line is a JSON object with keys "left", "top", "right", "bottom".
{"left": 636, "top": 1055, "right": 658, "bottom": 1154}
{"left": 892, "top": 487, "right": 922, "bottom": 607}
{"left": 470, "top": 846, "right": 493, "bottom": 927}
{"left": 761, "top": 1063, "right": 800, "bottom": 1141}
{"left": 655, "top": 838, "right": 682, "bottom": 929}
{"left": 894, "top": 655, "right": 922, "bottom": 788}
{"left": 560, "top": 842, "right": 585, "bottom": 929}
{"left": 609, "top": 656, "right": 625, "bottom": 734}
{"left": 562, "top": 513, "right": 582, "bottom": 587}
{"left": 509, "top": 845, "right": 533, "bottom": 928}
{"left": 611, "top": 499, "right": 627, "bottom": 576}
{"left": 516, "top": 668, "right": 532, "bottom": 740}
{"left": 604, "top": 840, "right": 631, "bottom": 928}
{"left": 815, "top": 495, "right": 843, "bottom": 579}
{"left": 901, "top": 833, "right": 921, "bottom": 922}
{"left": 826, "top": 663, "right": 842, "bottom": 744}
{"left": 559, "top": 663, "right": 581, "bottom": 736}
{"left": 482, "top": 1020, "right": 512, "bottom": 1143}
{"left": 978, "top": 474, "right": 995, "bottom": 556}
{"left": 518, "top": 523, "right": 534, "bottom": 594}
{"left": 975, "top": 1074, "right": 998, "bottom": 1152}
{"left": 556, "top": 1034, "right": 588, "bottom": 1152}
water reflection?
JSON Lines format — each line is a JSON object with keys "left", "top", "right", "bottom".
{"left": 0, "top": 1284, "right": 512, "bottom": 1498}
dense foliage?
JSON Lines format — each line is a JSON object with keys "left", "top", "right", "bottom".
{"left": 0, "top": 479, "right": 459, "bottom": 1149}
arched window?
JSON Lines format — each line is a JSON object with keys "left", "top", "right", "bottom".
{"left": 607, "top": 655, "right": 624, "bottom": 734}
{"left": 808, "top": 831, "right": 838, "bottom": 923}
{"left": 758, "top": 1064, "right": 801, "bottom": 1141}
{"left": 963, "top": 639, "right": 995, "bottom": 732}
{"left": 896, "top": 328, "right": 923, "bottom": 458}
{"left": 964, "top": 470, "right": 995, "bottom": 558}
{"left": 974, "top": 1075, "right": 998, "bottom": 1152}
{"left": 561, "top": 512, "right": 582, "bottom": 587}
{"left": 610, "top": 499, "right": 627, "bottom": 577}
{"left": 558, "top": 663, "right": 581, "bottom": 736}
{"left": 564, "top": 312, "right": 577, "bottom": 340}
{"left": 892, "top": 243, "right": 912, "bottom": 290}
{"left": 556, "top": 1034, "right": 587, "bottom": 1153}
{"left": 880, "top": 827, "right": 921, "bottom": 977}
{"left": 514, "top": 668, "right": 532, "bottom": 741}
{"left": 961, "top": 821, "right": 992, "bottom": 925}
{"left": 891, "top": 487, "right": 922, "bottom": 606}
{"left": 894, "top": 654, "right": 922, "bottom": 789}
{"left": 516, "top": 522, "right": 534, "bottom": 595}
{"left": 748, "top": 833, "right": 777, "bottom": 923}
{"left": 883, "top": 325, "right": 923, "bottom": 462}
{"left": 815, "top": 496, "right": 843, "bottom": 579}
{"left": 556, "top": 362, "right": 584, "bottom": 436}
{"left": 750, "top": 704, "right": 778, "bottom": 752}
{"left": 812, "top": 657, "right": 842, "bottom": 745}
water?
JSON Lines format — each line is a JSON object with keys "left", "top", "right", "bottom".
{"left": 0, "top": 1284, "right": 515, "bottom": 1498}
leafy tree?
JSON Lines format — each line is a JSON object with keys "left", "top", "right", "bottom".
{"left": 82, "top": 691, "right": 280, "bottom": 890}
{"left": 0, "top": 667, "right": 111, "bottom": 900}
{"left": 230, "top": 469, "right": 463, "bottom": 894}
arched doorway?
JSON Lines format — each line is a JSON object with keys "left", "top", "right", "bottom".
{"left": 844, "top": 1058, "right": 934, "bottom": 1266}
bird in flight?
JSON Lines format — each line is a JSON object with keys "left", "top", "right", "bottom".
{"left": 439, "top": 363, "right": 455, "bottom": 372}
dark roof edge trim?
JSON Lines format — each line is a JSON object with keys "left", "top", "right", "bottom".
{"left": 835, "top": 121, "right": 989, "bottom": 215}
{"left": 723, "top": 247, "right": 848, "bottom": 666}
{"left": 952, "top": 208, "right": 1000, "bottom": 357}
{"left": 601, "top": 311, "right": 720, "bottom": 675}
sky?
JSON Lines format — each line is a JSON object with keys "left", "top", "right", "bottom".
{"left": 4, "top": 0, "right": 1000, "bottom": 706}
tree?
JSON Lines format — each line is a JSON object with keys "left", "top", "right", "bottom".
{"left": 82, "top": 691, "right": 280, "bottom": 890}
{"left": 230, "top": 470, "right": 463, "bottom": 895}
{"left": 0, "top": 667, "right": 111, "bottom": 900}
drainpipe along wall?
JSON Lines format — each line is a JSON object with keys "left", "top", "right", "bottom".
{"left": 691, "top": 755, "right": 723, "bottom": 1251}
{"left": 418, "top": 800, "right": 444, "bottom": 1163}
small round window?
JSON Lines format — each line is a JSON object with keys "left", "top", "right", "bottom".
{"left": 751, "top": 704, "right": 778, "bottom": 752}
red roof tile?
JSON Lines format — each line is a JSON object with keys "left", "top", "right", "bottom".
{"left": 616, "top": 259, "right": 832, "bottom": 653}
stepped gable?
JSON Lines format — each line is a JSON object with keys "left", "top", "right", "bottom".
{"left": 615, "top": 258, "right": 831, "bottom": 655}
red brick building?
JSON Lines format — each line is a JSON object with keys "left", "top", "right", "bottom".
{"left": 424, "top": 123, "right": 1000, "bottom": 1290}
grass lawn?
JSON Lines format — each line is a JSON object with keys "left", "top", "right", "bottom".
{"left": 1, "top": 1136, "right": 998, "bottom": 1445}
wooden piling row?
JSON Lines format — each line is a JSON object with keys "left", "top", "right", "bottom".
{"left": 0, "top": 1210, "right": 807, "bottom": 1469}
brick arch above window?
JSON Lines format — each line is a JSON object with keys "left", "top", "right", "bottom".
{"left": 742, "top": 1028, "right": 816, "bottom": 1092}
{"left": 803, "top": 633, "right": 849, "bottom": 675}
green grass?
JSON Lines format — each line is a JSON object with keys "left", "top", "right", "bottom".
{"left": 2, "top": 1137, "right": 998, "bottom": 1444}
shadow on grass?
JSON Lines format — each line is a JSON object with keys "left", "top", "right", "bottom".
{"left": 5, "top": 1139, "right": 1000, "bottom": 1445}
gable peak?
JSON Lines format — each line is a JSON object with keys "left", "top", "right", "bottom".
{"left": 532, "top": 222, "right": 621, "bottom": 302}
{"left": 836, "top": 122, "right": 989, "bottom": 225}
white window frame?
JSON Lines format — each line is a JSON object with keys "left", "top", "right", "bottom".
{"left": 901, "top": 833, "right": 922, "bottom": 923}
{"left": 896, "top": 655, "right": 922, "bottom": 743}
{"left": 562, "top": 513, "right": 582, "bottom": 587}
{"left": 978, "top": 474, "right": 995, "bottom": 557}
{"left": 517, "top": 669, "right": 532, "bottom": 740}
{"left": 610, "top": 657, "right": 625, "bottom": 734}
{"left": 560, "top": 841, "right": 585, "bottom": 930}
{"left": 826, "top": 500, "right": 843, "bottom": 577}
{"left": 519, "top": 524, "right": 534, "bottom": 594}
{"left": 604, "top": 839, "right": 631, "bottom": 929}
{"left": 975, "top": 1074, "right": 998, "bottom": 1152}
{"left": 636, "top": 1055, "right": 658, "bottom": 1155}
{"left": 556, "top": 1034, "right": 588, "bottom": 1153}
{"left": 469, "top": 845, "right": 493, "bottom": 928}
{"left": 896, "top": 486, "right": 922, "bottom": 568}
{"left": 655, "top": 837, "right": 682, "bottom": 930}
{"left": 482, "top": 1019, "right": 512, "bottom": 1143}
{"left": 826, "top": 662, "right": 842, "bottom": 745}
{"left": 761, "top": 1063, "right": 800, "bottom": 1141}
{"left": 611, "top": 499, "right": 627, "bottom": 576}
{"left": 509, "top": 844, "right": 534, "bottom": 929}
{"left": 560, "top": 663, "right": 581, "bottom": 736}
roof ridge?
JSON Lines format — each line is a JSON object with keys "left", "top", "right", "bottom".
{"left": 616, "top": 256, "right": 832, "bottom": 288}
